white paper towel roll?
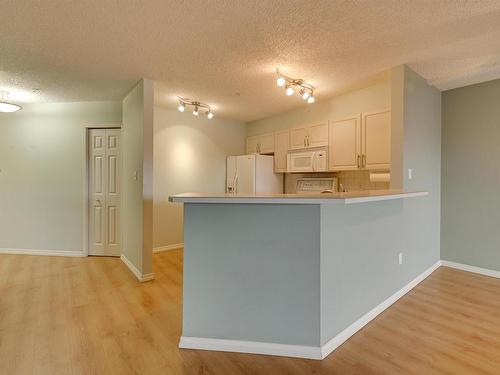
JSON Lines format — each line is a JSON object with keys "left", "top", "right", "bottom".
{"left": 370, "top": 172, "right": 390, "bottom": 182}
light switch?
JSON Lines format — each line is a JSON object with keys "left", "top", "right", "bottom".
{"left": 133, "top": 171, "right": 138, "bottom": 181}
{"left": 408, "top": 168, "right": 413, "bottom": 180}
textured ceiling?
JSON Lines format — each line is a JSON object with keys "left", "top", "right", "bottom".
{"left": 2, "top": 1, "right": 500, "bottom": 121}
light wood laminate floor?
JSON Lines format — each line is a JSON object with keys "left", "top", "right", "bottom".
{"left": 1, "top": 250, "right": 500, "bottom": 374}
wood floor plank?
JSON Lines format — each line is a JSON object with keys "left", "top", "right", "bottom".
{"left": 1, "top": 252, "right": 500, "bottom": 374}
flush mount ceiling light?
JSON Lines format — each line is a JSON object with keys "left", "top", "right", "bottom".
{"left": 275, "top": 68, "right": 315, "bottom": 104}
{"left": 0, "top": 90, "right": 22, "bottom": 112}
{"left": 177, "top": 97, "right": 214, "bottom": 119}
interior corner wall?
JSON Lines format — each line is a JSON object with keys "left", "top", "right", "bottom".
{"left": 441, "top": 78, "right": 500, "bottom": 270}
{"left": 0, "top": 101, "right": 122, "bottom": 253}
{"left": 153, "top": 107, "right": 246, "bottom": 249}
{"left": 401, "top": 65, "right": 442, "bottom": 273}
{"left": 122, "top": 79, "right": 154, "bottom": 275}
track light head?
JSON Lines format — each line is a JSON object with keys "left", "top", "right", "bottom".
{"left": 276, "top": 76, "right": 286, "bottom": 87}
{"left": 286, "top": 85, "right": 294, "bottom": 96}
{"left": 307, "top": 95, "right": 315, "bottom": 104}
{"left": 177, "top": 103, "right": 185, "bottom": 112}
{"left": 207, "top": 111, "right": 214, "bottom": 119}
{"left": 300, "top": 89, "right": 310, "bottom": 100}
{"left": 193, "top": 105, "right": 199, "bottom": 116}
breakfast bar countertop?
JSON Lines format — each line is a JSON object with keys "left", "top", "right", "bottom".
{"left": 169, "top": 189, "right": 429, "bottom": 205}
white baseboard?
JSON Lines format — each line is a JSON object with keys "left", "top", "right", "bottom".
{"left": 0, "top": 248, "right": 85, "bottom": 257}
{"left": 153, "top": 243, "right": 183, "bottom": 253}
{"left": 179, "top": 336, "right": 322, "bottom": 360}
{"left": 179, "top": 260, "right": 442, "bottom": 360}
{"left": 120, "top": 254, "right": 155, "bottom": 282}
{"left": 441, "top": 260, "right": 500, "bottom": 279}
{"left": 320, "top": 260, "right": 441, "bottom": 359}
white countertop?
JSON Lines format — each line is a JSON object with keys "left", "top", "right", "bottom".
{"left": 169, "top": 190, "right": 429, "bottom": 205}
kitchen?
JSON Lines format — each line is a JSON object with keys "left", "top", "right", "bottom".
{"left": 169, "top": 65, "right": 440, "bottom": 360}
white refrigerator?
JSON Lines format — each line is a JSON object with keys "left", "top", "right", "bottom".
{"left": 226, "top": 154, "right": 283, "bottom": 194}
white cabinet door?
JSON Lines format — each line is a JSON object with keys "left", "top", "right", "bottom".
{"left": 290, "top": 126, "right": 308, "bottom": 150}
{"left": 362, "top": 110, "right": 391, "bottom": 170}
{"left": 329, "top": 116, "right": 361, "bottom": 171}
{"left": 274, "top": 130, "right": 289, "bottom": 172}
{"left": 308, "top": 123, "right": 328, "bottom": 148}
{"left": 89, "top": 129, "right": 121, "bottom": 256}
{"left": 259, "top": 132, "right": 275, "bottom": 154}
{"left": 246, "top": 136, "right": 259, "bottom": 154}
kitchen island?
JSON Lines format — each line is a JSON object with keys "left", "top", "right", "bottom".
{"left": 169, "top": 190, "right": 439, "bottom": 360}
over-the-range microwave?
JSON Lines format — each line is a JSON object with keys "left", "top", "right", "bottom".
{"left": 287, "top": 148, "right": 328, "bottom": 173}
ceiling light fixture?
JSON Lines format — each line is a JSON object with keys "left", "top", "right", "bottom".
{"left": 177, "top": 97, "right": 214, "bottom": 119}
{"left": 275, "top": 69, "right": 316, "bottom": 104}
{"left": 0, "top": 90, "right": 22, "bottom": 113}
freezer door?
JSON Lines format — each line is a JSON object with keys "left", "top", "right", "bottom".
{"left": 255, "top": 155, "right": 284, "bottom": 193}
{"left": 235, "top": 154, "right": 256, "bottom": 193}
{"left": 226, "top": 156, "right": 237, "bottom": 193}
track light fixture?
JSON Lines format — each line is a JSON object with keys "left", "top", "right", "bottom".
{"left": 177, "top": 97, "right": 214, "bottom": 119}
{"left": 0, "top": 90, "right": 22, "bottom": 113}
{"left": 275, "top": 69, "right": 315, "bottom": 104}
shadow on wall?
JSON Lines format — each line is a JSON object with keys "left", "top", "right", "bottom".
{"left": 153, "top": 107, "right": 246, "bottom": 249}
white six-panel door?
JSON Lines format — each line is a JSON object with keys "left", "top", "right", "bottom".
{"left": 89, "top": 129, "right": 121, "bottom": 256}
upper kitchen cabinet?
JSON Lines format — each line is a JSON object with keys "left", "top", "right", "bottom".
{"left": 274, "top": 129, "right": 289, "bottom": 172}
{"left": 362, "top": 110, "right": 391, "bottom": 169}
{"left": 246, "top": 132, "right": 275, "bottom": 154}
{"left": 329, "top": 110, "right": 391, "bottom": 171}
{"left": 329, "top": 115, "right": 361, "bottom": 171}
{"left": 290, "top": 123, "right": 328, "bottom": 150}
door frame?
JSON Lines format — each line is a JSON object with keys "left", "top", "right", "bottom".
{"left": 82, "top": 123, "right": 122, "bottom": 257}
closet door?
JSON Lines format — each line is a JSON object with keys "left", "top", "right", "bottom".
{"left": 89, "top": 129, "right": 121, "bottom": 256}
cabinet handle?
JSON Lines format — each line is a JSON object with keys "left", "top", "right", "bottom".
{"left": 357, "top": 155, "right": 360, "bottom": 168}
{"left": 304, "top": 138, "right": 306, "bottom": 147}
{"left": 257, "top": 143, "right": 260, "bottom": 153}
{"left": 362, "top": 154, "right": 366, "bottom": 167}
{"left": 307, "top": 136, "right": 310, "bottom": 147}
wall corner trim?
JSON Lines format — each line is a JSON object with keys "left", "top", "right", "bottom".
{"left": 0, "top": 248, "right": 85, "bottom": 257}
{"left": 153, "top": 243, "right": 184, "bottom": 253}
{"left": 441, "top": 260, "right": 500, "bottom": 279}
{"left": 120, "top": 254, "right": 155, "bottom": 282}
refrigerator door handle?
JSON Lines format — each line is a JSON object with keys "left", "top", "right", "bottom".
{"left": 234, "top": 175, "right": 238, "bottom": 193}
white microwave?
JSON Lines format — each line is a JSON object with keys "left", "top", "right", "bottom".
{"left": 287, "top": 148, "right": 328, "bottom": 173}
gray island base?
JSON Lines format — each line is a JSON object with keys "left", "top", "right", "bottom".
{"left": 169, "top": 191, "right": 438, "bottom": 360}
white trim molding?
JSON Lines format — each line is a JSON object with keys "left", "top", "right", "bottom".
{"left": 320, "top": 260, "right": 441, "bottom": 359}
{"left": 179, "top": 337, "right": 322, "bottom": 360}
{"left": 441, "top": 260, "right": 500, "bottom": 279}
{"left": 120, "top": 254, "right": 155, "bottom": 282}
{"left": 0, "top": 248, "right": 85, "bottom": 257}
{"left": 153, "top": 243, "right": 184, "bottom": 253}
{"left": 179, "top": 260, "right": 441, "bottom": 360}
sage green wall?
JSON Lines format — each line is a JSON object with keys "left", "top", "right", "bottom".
{"left": 0, "top": 101, "right": 122, "bottom": 253}
{"left": 246, "top": 73, "right": 391, "bottom": 135}
{"left": 122, "top": 79, "right": 154, "bottom": 275}
{"left": 153, "top": 107, "right": 246, "bottom": 249}
{"left": 442, "top": 79, "right": 500, "bottom": 269}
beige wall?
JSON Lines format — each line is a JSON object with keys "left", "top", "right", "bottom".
{"left": 154, "top": 107, "right": 246, "bottom": 248}
{"left": 122, "top": 79, "right": 154, "bottom": 275}
{"left": 0, "top": 101, "right": 122, "bottom": 254}
{"left": 442, "top": 78, "right": 500, "bottom": 270}
{"left": 247, "top": 73, "right": 391, "bottom": 135}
